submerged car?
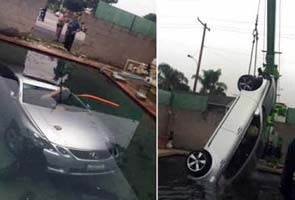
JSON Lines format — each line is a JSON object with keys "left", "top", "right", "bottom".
{"left": 0, "top": 64, "right": 119, "bottom": 175}
{"left": 186, "top": 72, "right": 276, "bottom": 184}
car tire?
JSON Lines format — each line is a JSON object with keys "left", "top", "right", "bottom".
{"left": 4, "top": 127, "right": 24, "bottom": 157}
{"left": 186, "top": 150, "right": 212, "bottom": 177}
{"left": 238, "top": 75, "right": 263, "bottom": 91}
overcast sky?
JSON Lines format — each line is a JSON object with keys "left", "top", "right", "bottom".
{"left": 158, "top": 0, "right": 295, "bottom": 107}
{"left": 114, "top": 0, "right": 156, "bottom": 16}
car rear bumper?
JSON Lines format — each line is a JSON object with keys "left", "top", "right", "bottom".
{"left": 43, "top": 149, "right": 118, "bottom": 175}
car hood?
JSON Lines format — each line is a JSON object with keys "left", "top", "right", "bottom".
{"left": 23, "top": 103, "right": 112, "bottom": 150}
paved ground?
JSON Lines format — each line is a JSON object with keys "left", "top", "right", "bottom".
{"left": 32, "top": 11, "right": 85, "bottom": 46}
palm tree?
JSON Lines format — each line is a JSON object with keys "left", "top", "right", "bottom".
{"left": 158, "top": 63, "right": 190, "bottom": 91}
{"left": 192, "top": 69, "right": 227, "bottom": 96}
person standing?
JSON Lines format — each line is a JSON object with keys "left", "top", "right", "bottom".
{"left": 56, "top": 12, "right": 68, "bottom": 42}
{"left": 40, "top": 6, "right": 48, "bottom": 22}
{"left": 64, "top": 14, "right": 81, "bottom": 51}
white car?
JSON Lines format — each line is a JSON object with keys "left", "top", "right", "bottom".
{"left": 186, "top": 73, "right": 276, "bottom": 184}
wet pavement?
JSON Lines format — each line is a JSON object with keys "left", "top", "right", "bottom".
{"left": 159, "top": 155, "right": 283, "bottom": 200}
{"left": 0, "top": 41, "right": 155, "bottom": 200}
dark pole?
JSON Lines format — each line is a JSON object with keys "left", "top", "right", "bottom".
{"left": 193, "top": 18, "right": 210, "bottom": 93}
{"left": 264, "top": 0, "right": 280, "bottom": 101}
{"left": 266, "top": 0, "right": 276, "bottom": 69}
{"left": 264, "top": 0, "right": 280, "bottom": 83}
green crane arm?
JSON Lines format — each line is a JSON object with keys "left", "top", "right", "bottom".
{"left": 264, "top": 0, "right": 280, "bottom": 80}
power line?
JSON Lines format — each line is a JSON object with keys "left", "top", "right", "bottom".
{"left": 160, "top": 25, "right": 252, "bottom": 34}
{"left": 159, "top": 25, "right": 295, "bottom": 40}
{"left": 160, "top": 23, "right": 255, "bottom": 33}
{"left": 205, "top": 46, "right": 264, "bottom": 59}
{"left": 162, "top": 16, "right": 255, "bottom": 24}
{"left": 161, "top": 16, "right": 295, "bottom": 29}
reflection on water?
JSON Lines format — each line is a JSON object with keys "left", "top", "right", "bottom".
{"left": 159, "top": 155, "right": 283, "bottom": 200}
{"left": 158, "top": 155, "right": 220, "bottom": 200}
{"left": 0, "top": 41, "right": 155, "bottom": 200}
{"left": 0, "top": 157, "right": 121, "bottom": 199}
{"left": 24, "top": 50, "right": 58, "bottom": 81}
{"left": 159, "top": 181, "right": 220, "bottom": 200}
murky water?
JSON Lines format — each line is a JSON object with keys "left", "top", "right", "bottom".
{"left": 158, "top": 155, "right": 283, "bottom": 200}
{"left": 0, "top": 41, "right": 155, "bottom": 200}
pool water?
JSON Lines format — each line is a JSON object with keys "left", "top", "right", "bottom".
{"left": 0, "top": 41, "right": 155, "bottom": 200}
{"left": 158, "top": 155, "right": 282, "bottom": 200}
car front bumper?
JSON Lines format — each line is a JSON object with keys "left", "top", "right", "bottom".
{"left": 43, "top": 149, "right": 118, "bottom": 176}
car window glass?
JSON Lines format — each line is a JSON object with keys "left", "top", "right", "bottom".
{"left": 23, "top": 83, "right": 86, "bottom": 110}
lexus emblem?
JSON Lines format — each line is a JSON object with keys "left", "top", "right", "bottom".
{"left": 89, "top": 152, "right": 98, "bottom": 159}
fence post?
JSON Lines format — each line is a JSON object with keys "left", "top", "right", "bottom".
{"left": 130, "top": 15, "right": 137, "bottom": 32}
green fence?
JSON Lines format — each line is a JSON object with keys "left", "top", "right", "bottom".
{"left": 95, "top": 1, "right": 156, "bottom": 39}
{"left": 132, "top": 17, "right": 156, "bottom": 39}
{"left": 158, "top": 89, "right": 208, "bottom": 112}
{"left": 286, "top": 108, "right": 295, "bottom": 126}
{"left": 158, "top": 89, "right": 171, "bottom": 106}
{"left": 172, "top": 92, "right": 208, "bottom": 111}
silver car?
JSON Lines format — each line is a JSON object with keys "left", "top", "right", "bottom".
{"left": 0, "top": 64, "right": 119, "bottom": 175}
{"left": 186, "top": 73, "right": 276, "bottom": 184}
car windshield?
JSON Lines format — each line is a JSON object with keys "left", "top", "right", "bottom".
{"left": 23, "top": 83, "right": 86, "bottom": 110}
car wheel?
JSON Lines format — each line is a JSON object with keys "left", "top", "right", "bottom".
{"left": 238, "top": 75, "right": 255, "bottom": 91}
{"left": 4, "top": 127, "right": 24, "bottom": 157}
{"left": 238, "top": 75, "right": 263, "bottom": 91}
{"left": 186, "top": 150, "right": 212, "bottom": 177}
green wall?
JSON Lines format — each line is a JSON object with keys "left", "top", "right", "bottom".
{"left": 95, "top": 1, "right": 156, "bottom": 40}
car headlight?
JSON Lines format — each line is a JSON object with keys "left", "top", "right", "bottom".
{"left": 107, "top": 143, "right": 119, "bottom": 158}
{"left": 56, "top": 146, "right": 71, "bottom": 158}
{"left": 32, "top": 133, "right": 56, "bottom": 152}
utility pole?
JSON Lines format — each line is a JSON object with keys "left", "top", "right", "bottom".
{"left": 193, "top": 17, "right": 210, "bottom": 93}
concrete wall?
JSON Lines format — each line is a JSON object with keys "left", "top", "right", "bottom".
{"left": 172, "top": 109, "right": 224, "bottom": 150}
{"left": 159, "top": 106, "right": 225, "bottom": 150}
{"left": 79, "top": 14, "right": 156, "bottom": 67}
{"left": 0, "top": 0, "right": 46, "bottom": 36}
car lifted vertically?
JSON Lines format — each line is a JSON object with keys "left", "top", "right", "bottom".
{"left": 186, "top": 73, "right": 276, "bottom": 184}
